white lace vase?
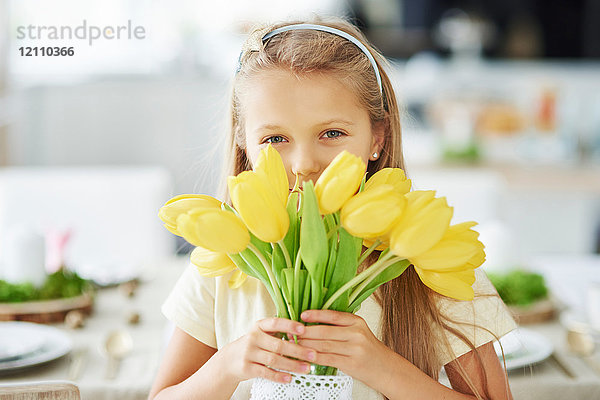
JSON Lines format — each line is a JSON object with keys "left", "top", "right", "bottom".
{"left": 250, "top": 371, "right": 353, "bottom": 400}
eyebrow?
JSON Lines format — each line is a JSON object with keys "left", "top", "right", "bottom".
{"left": 255, "top": 119, "right": 356, "bottom": 132}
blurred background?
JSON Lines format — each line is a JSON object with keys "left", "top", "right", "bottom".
{"left": 0, "top": 0, "right": 599, "bottom": 281}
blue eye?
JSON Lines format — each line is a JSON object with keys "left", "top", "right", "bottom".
{"left": 264, "top": 136, "right": 286, "bottom": 144}
{"left": 323, "top": 130, "right": 345, "bottom": 139}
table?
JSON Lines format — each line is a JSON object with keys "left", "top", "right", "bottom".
{"left": 508, "top": 322, "right": 600, "bottom": 400}
{"left": 1, "top": 256, "right": 600, "bottom": 400}
{"left": 0, "top": 257, "right": 185, "bottom": 400}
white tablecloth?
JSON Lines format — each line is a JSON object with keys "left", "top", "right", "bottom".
{"left": 0, "top": 257, "right": 185, "bottom": 400}
{"left": 1, "top": 255, "right": 600, "bottom": 400}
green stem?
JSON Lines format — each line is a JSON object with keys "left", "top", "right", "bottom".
{"left": 348, "top": 256, "right": 402, "bottom": 304}
{"left": 357, "top": 239, "right": 382, "bottom": 266}
{"left": 278, "top": 241, "right": 298, "bottom": 320}
{"left": 293, "top": 249, "right": 302, "bottom": 321}
{"left": 326, "top": 223, "right": 341, "bottom": 240}
{"left": 322, "top": 251, "right": 396, "bottom": 310}
{"left": 248, "top": 243, "right": 289, "bottom": 319}
{"left": 277, "top": 240, "right": 292, "bottom": 271}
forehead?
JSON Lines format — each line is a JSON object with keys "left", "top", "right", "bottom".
{"left": 238, "top": 68, "right": 368, "bottom": 127}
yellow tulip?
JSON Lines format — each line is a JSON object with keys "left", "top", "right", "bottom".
{"left": 191, "top": 246, "right": 248, "bottom": 288}
{"left": 176, "top": 208, "right": 250, "bottom": 253}
{"left": 228, "top": 170, "right": 289, "bottom": 243}
{"left": 228, "top": 269, "right": 248, "bottom": 289}
{"left": 191, "top": 246, "right": 238, "bottom": 276}
{"left": 389, "top": 191, "right": 453, "bottom": 259}
{"left": 364, "top": 168, "right": 411, "bottom": 195}
{"left": 315, "top": 151, "right": 366, "bottom": 214}
{"left": 341, "top": 184, "right": 406, "bottom": 238}
{"left": 409, "top": 222, "right": 483, "bottom": 272}
{"left": 159, "top": 194, "right": 221, "bottom": 236}
{"left": 467, "top": 242, "right": 486, "bottom": 269}
{"left": 415, "top": 267, "right": 476, "bottom": 301}
{"left": 254, "top": 144, "right": 289, "bottom": 206}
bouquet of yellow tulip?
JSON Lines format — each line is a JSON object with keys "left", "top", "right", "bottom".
{"left": 159, "top": 145, "right": 485, "bottom": 375}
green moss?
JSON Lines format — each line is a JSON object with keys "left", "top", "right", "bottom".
{"left": 0, "top": 269, "right": 92, "bottom": 303}
{"left": 488, "top": 269, "right": 548, "bottom": 306}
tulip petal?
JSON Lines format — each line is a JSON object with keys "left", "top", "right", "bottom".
{"left": 254, "top": 144, "right": 289, "bottom": 206}
{"left": 388, "top": 191, "right": 453, "bottom": 258}
{"left": 467, "top": 245, "right": 486, "bottom": 268}
{"left": 390, "top": 205, "right": 453, "bottom": 258}
{"left": 191, "top": 246, "right": 238, "bottom": 276}
{"left": 228, "top": 269, "right": 247, "bottom": 289}
{"left": 410, "top": 240, "right": 478, "bottom": 271}
{"left": 163, "top": 223, "right": 181, "bottom": 237}
{"left": 341, "top": 185, "right": 406, "bottom": 238}
{"left": 415, "top": 267, "right": 476, "bottom": 300}
{"left": 315, "top": 151, "right": 366, "bottom": 214}
{"left": 177, "top": 208, "right": 250, "bottom": 253}
{"left": 409, "top": 220, "right": 485, "bottom": 272}
{"left": 159, "top": 194, "right": 222, "bottom": 227}
{"left": 228, "top": 171, "right": 289, "bottom": 243}
{"left": 364, "top": 168, "right": 412, "bottom": 194}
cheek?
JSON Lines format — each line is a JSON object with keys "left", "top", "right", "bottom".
{"left": 243, "top": 139, "right": 262, "bottom": 169}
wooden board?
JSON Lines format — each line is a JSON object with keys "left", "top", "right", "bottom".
{"left": 0, "top": 292, "right": 93, "bottom": 323}
{"left": 508, "top": 298, "right": 557, "bottom": 325}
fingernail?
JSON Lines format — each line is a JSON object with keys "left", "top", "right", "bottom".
{"left": 303, "top": 363, "right": 311, "bottom": 373}
{"left": 283, "top": 375, "right": 291, "bottom": 383}
{"left": 301, "top": 312, "right": 309, "bottom": 320}
{"left": 296, "top": 325, "right": 304, "bottom": 334}
{"left": 307, "top": 351, "right": 316, "bottom": 361}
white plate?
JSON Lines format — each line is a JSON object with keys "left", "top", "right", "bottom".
{"left": 494, "top": 328, "right": 553, "bottom": 370}
{"left": 0, "top": 323, "right": 46, "bottom": 361}
{"left": 0, "top": 322, "right": 72, "bottom": 373}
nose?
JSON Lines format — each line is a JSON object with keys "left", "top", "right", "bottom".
{"left": 289, "top": 147, "right": 321, "bottom": 185}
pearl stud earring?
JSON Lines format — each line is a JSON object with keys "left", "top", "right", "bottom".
{"left": 372, "top": 152, "right": 378, "bottom": 159}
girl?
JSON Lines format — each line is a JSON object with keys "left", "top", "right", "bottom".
{"left": 149, "top": 17, "right": 516, "bottom": 400}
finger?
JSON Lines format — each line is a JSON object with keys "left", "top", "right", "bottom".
{"left": 257, "top": 317, "right": 306, "bottom": 336}
{"left": 248, "top": 362, "right": 294, "bottom": 384}
{"left": 306, "top": 352, "right": 350, "bottom": 371}
{"left": 297, "top": 338, "right": 350, "bottom": 356}
{"left": 300, "top": 310, "right": 358, "bottom": 326}
{"left": 256, "top": 330, "right": 317, "bottom": 363}
{"left": 251, "top": 348, "right": 312, "bottom": 375}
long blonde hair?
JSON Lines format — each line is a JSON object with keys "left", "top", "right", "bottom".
{"left": 222, "top": 16, "right": 494, "bottom": 399}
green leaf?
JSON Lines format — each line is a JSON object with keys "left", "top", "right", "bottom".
{"left": 236, "top": 250, "right": 268, "bottom": 285}
{"left": 279, "top": 268, "right": 297, "bottom": 320}
{"left": 294, "top": 267, "right": 307, "bottom": 319}
{"left": 348, "top": 259, "right": 410, "bottom": 312}
{"left": 301, "top": 271, "right": 311, "bottom": 312}
{"left": 231, "top": 251, "right": 279, "bottom": 305}
{"left": 250, "top": 232, "right": 272, "bottom": 259}
{"left": 299, "top": 181, "right": 328, "bottom": 306}
{"left": 271, "top": 243, "right": 285, "bottom": 284}
{"left": 358, "top": 173, "right": 367, "bottom": 192}
{"left": 325, "top": 227, "right": 359, "bottom": 311}
{"left": 223, "top": 201, "right": 271, "bottom": 261}
{"left": 323, "top": 240, "right": 338, "bottom": 290}
{"left": 282, "top": 268, "right": 295, "bottom": 301}
{"left": 322, "top": 213, "right": 339, "bottom": 289}
{"left": 284, "top": 191, "right": 300, "bottom": 257}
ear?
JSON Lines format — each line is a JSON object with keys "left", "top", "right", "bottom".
{"left": 369, "top": 121, "right": 385, "bottom": 161}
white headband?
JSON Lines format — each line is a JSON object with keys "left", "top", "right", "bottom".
{"left": 237, "top": 23, "right": 383, "bottom": 97}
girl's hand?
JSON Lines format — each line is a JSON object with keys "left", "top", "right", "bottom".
{"left": 298, "top": 310, "right": 393, "bottom": 386}
{"left": 217, "top": 317, "right": 317, "bottom": 384}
